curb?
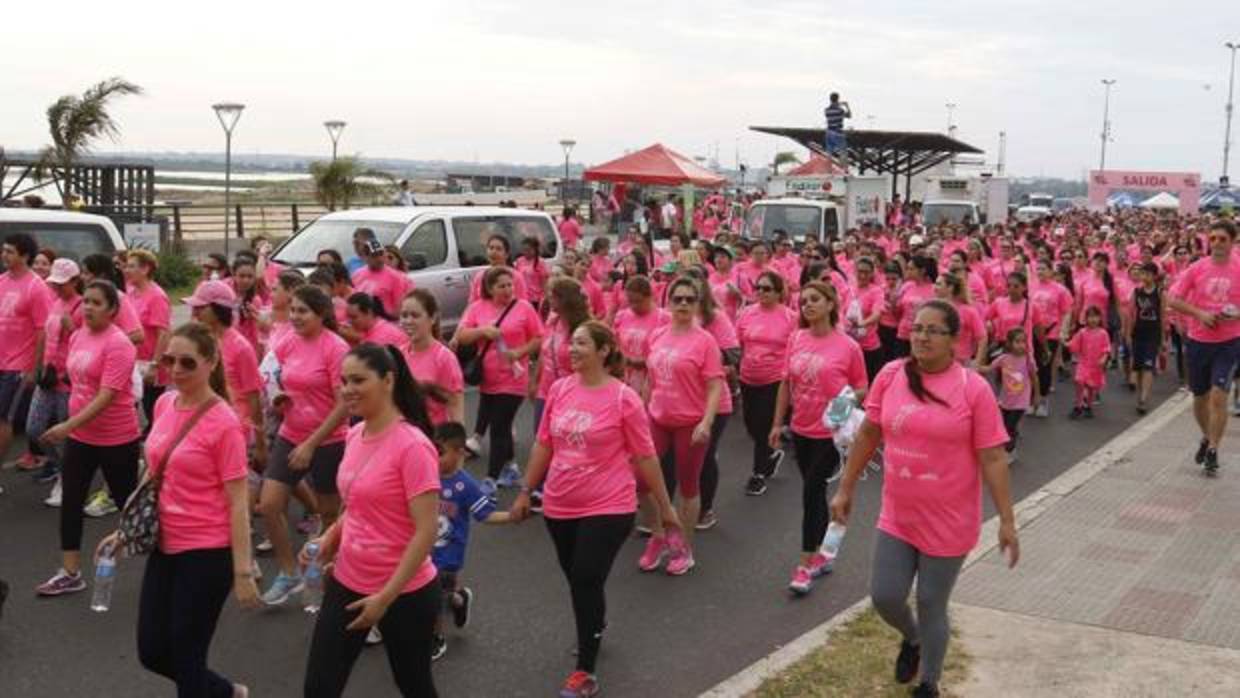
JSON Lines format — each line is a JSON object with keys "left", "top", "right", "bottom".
{"left": 700, "top": 390, "right": 1193, "bottom": 698}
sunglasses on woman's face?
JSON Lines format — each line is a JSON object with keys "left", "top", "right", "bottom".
{"left": 159, "top": 353, "right": 199, "bottom": 371}
{"left": 670, "top": 294, "right": 698, "bottom": 305}
{"left": 755, "top": 284, "right": 776, "bottom": 293}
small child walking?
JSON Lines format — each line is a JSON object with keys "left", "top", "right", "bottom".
{"left": 1067, "top": 306, "right": 1112, "bottom": 419}
{"left": 981, "top": 327, "right": 1040, "bottom": 459}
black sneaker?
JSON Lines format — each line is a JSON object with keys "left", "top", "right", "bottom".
{"left": 1204, "top": 448, "right": 1220, "bottom": 476}
{"left": 529, "top": 489, "right": 544, "bottom": 514}
{"left": 1195, "top": 438, "right": 1210, "bottom": 465}
{"left": 1136, "top": 404, "right": 1148, "bottom": 416}
{"left": 1069, "top": 407, "right": 1083, "bottom": 420}
{"left": 1083, "top": 406, "right": 1095, "bottom": 419}
{"left": 745, "top": 475, "right": 768, "bottom": 496}
{"left": 431, "top": 634, "right": 447, "bottom": 662}
{"left": 910, "top": 682, "right": 940, "bottom": 697}
{"left": 31, "top": 461, "right": 59, "bottom": 483}
{"left": 895, "top": 640, "right": 920, "bottom": 684}
{"left": 453, "top": 587, "right": 472, "bottom": 628}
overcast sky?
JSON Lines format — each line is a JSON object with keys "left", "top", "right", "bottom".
{"left": 2, "top": 0, "right": 1237, "bottom": 179}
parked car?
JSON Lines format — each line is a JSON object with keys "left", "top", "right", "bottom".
{"left": 0, "top": 208, "right": 127, "bottom": 264}
{"left": 272, "top": 206, "right": 562, "bottom": 336}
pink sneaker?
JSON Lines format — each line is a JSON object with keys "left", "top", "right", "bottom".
{"left": 788, "top": 565, "right": 814, "bottom": 595}
{"left": 806, "top": 551, "right": 834, "bottom": 577}
{"left": 638, "top": 535, "right": 668, "bottom": 572}
{"left": 665, "top": 532, "right": 695, "bottom": 576}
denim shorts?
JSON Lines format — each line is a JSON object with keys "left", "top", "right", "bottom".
{"left": 0, "top": 371, "right": 25, "bottom": 424}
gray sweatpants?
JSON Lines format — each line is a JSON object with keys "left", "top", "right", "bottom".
{"left": 870, "top": 530, "right": 966, "bottom": 685}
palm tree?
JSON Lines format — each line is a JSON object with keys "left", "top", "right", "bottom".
{"left": 309, "top": 157, "right": 394, "bottom": 211}
{"left": 771, "top": 151, "right": 801, "bottom": 176}
{"left": 36, "top": 77, "right": 143, "bottom": 197}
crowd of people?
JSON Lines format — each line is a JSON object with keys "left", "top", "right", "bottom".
{"left": 0, "top": 190, "right": 1236, "bottom": 698}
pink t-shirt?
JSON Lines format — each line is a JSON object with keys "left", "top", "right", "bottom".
{"left": 770, "top": 255, "right": 802, "bottom": 293}
{"left": 782, "top": 329, "right": 867, "bottom": 439}
{"left": 736, "top": 303, "right": 798, "bottom": 386}
{"left": 701, "top": 313, "right": 738, "bottom": 415}
{"left": 44, "top": 295, "right": 84, "bottom": 381}
{"left": 994, "top": 352, "right": 1035, "bottom": 410}
{"left": 849, "top": 284, "right": 884, "bottom": 351}
{"left": 1077, "top": 275, "right": 1111, "bottom": 324}
{"left": 275, "top": 329, "right": 349, "bottom": 445}
{"left": 1030, "top": 280, "right": 1073, "bottom": 336}
{"left": 458, "top": 298, "right": 542, "bottom": 396}
{"left": 147, "top": 394, "right": 248, "bottom": 554}
{"left": 558, "top": 218, "right": 582, "bottom": 249}
{"left": 66, "top": 324, "right": 140, "bottom": 446}
{"left": 114, "top": 292, "right": 142, "bottom": 338}
{"left": 333, "top": 421, "right": 440, "bottom": 596}
{"left": 219, "top": 327, "right": 263, "bottom": 437}
{"left": 128, "top": 281, "right": 170, "bottom": 363}
{"left": 986, "top": 297, "right": 1037, "bottom": 351}
{"left": 896, "top": 281, "right": 936, "bottom": 340}
{"left": 401, "top": 340, "right": 464, "bottom": 426}
{"left": 581, "top": 277, "right": 607, "bottom": 318}
{"left": 536, "top": 318, "right": 575, "bottom": 401}
{"left": 613, "top": 306, "right": 670, "bottom": 393}
{"left": 645, "top": 324, "right": 724, "bottom": 427}
{"left": 708, "top": 268, "right": 743, "bottom": 321}
{"left": 1171, "top": 255, "right": 1240, "bottom": 342}
{"left": 538, "top": 375, "right": 657, "bottom": 519}
{"left": 468, "top": 266, "right": 529, "bottom": 305}
{"left": 588, "top": 255, "right": 613, "bottom": 285}
{"left": 865, "top": 361, "right": 1008, "bottom": 557}
{"left": 352, "top": 265, "right": 413, "bottom": 317}
{"left": 514, "top": 256, "right": 550, "bottom": 304}
{"left": 0, "top": 269, "right": 52, "bottom": 371}
{"left": 358, "top": 318, "right": 407, "bottom": 348}
{"left": 954, "top": 302, "right": 987, "bottom": 362}
{"left": 1067, "top": 326, "right": 1111, "bottom": 389}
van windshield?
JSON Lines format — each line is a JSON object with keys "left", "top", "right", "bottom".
{"left": 273, "top": 220, "right": 406, "bottom": 266}
{"left": 923, "top": 203, "right": 977, "bottom": 227}
{"left": 744, "top": 205, "right": 822, "bottom": 242}
{"left": 0, "top": 221, "right": 115, "bottom": 263}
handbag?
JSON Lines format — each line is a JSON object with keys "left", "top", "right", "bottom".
{"left": 459, "top": 301, "right": 517, "bottom": 387}
{"left": 117, "top": 397, "right": 219, "bottom": 557}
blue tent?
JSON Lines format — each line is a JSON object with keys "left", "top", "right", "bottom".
{"left": 1200, "top": 188, "right": 1240, "bottom": 210}
{"left": 1107, "top": 191, "right": 1140, "bottom": 208}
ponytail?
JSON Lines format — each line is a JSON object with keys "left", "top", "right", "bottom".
{"left": 902, "top": 300, "right": 956, "bottom": 407}
{"left": 346, "top": 343, "right": 434, "bottom": 437}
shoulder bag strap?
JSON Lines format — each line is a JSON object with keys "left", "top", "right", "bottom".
{"left": 151, "top": 396, "right": 221, "bottom": 494}
{"left": 476, "top": 300, "right": 519, "bottom": 362}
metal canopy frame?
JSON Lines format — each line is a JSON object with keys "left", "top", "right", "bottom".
{"left": 750, "top": 126, "right": 983, "bottom": 199}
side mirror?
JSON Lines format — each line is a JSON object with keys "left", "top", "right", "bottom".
{"left": 405, "top": 253, "right": 428, "bottom": 270}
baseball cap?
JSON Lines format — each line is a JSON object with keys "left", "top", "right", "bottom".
{"left": 46, "top": 258, "right": 81, "bottom": 285}
{"left": 909, "top": 234, "right": 926, "bottom": 246}
{"left": 183, "top": 280, "right": 237, "bottom": 308}
{"left": 363, "top": 238, "right": 384, "bottom": 256}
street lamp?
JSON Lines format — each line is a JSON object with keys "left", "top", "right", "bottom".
{"left": 945, "top": 102, "right": 957, "bottom": 135}
{"left": 324, "top": 120, "right": 347, "bottom": 162}
{"left": 1223, "top": 42, "right": 1238, "bottom": 187}
{"left": 1099, "top": 79, "right": 1116, "bottom": 170}
{"left": 559, "top": 139, "right": 576, "bottom": 204}
{"left": 212, "top": 102, "right": 245, "bottom": 257}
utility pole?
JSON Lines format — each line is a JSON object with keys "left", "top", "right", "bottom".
{"left": 1100, "top": 79, "right": 1116, "bottom": 170}
{"left": 1224, "top": 42, "right": 1238, "bottom": 186}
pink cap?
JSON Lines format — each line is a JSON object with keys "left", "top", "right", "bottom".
{"left": 183, "top": 280, "right": 237, "bottom": 308}
{"left": 46, "top": 258, "right": 81, "bottom": 285}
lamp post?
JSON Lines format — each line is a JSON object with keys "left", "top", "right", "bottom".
{"left": 559, "top": 139, "right": 576, "bottom": 204}
{"left": 1224, "top": 42, "right": 1238, "bottom": 187}
{"left": 945, "top": 102, "right": 957, "bottom": 135}
{"left": 212, "top": 102, "right": 244, "bottom": 257}
{"left": 1099, "top": 79, "right": 1116, "bottom": 170}
{"left": 324, "top": 120, "right": 346, "bottom": 162}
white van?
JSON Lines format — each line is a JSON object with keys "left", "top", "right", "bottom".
{"left": 743, "top": 199, "right": 844, "bottom": 246}
{"left": 0, "top": 208, "right": 127, "bottom": 263}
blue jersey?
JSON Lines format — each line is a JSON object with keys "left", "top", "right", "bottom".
{"left": 433, "top": 470, "right": 496, "bottom": 572}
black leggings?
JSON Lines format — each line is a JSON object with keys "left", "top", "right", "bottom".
{"left": 740, "top": 382, "right": 780, "bottom": 477}
{"left": 478, "top": 393, "right": 523, "bottom": 478}
{"left": 60, "top": 438, "right": 140, "bottom": 551}
{"left": 698, "top": 412, "right": 731, "bottom": 513}
{"left": 142, "top": 384, "right": 167, "bottom": 438}
{"left": 792, "top": 435, "right": 840, "bottom": 553}
{"left": 1001, "top": 408, "right": 1023, "bottom": 451}
{"left": 544, "top": 514, "right": 634, "bottom": 674}
{"left": 863, "top": 348, "right": 885, "bottom": 382}
{"left": 304, "top": 576, "right": 439, "bottom": 698}
{"left": 138, "top": 548, "right": 235, "bottom": 698}
{"left": 1036, "top": 339, "right": 1059, "bottom": 401}
{"left": 1171, "top": 327, "right": 1187, "bottom": 383}
{"left": 879, "top": 325, "right": 898, "bottom": 365}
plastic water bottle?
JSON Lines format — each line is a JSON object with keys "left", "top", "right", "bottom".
{"left": 302, "top": 542, "right": 323, "bottom": 614}
{"left": 825, "top": 387, "right": 856, "bottom": 430}
{"left": 90, "top": 544, "right": 117, "bottom": 613}
{"left": 820, "top": 522, "right": 847, "bottom": 559}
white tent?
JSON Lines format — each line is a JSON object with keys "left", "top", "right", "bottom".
{"left": 1139, "top": 192, "right": 1180, "bottom": 209}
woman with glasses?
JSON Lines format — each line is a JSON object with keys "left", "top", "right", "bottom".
{"left": 638, "top": 277, "right": 723, "bottom": 576}
{"left": 831, "top": 300, "right": 1019, "bottom": 698}
{"left": 736, "top": 271, "right": 797, "bottom": 496}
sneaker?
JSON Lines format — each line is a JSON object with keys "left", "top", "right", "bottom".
{"left": 745, "top": 475, "right": 768, "bottom": 496}
{"left": 9, "top": 452, "right": 42, "bottom": 471}
{"left": 296, "top": 514, "right": 321, "bottom": 536}
{"left": 1068, "top": 407, "right": 1083, "bottom": 420}
{"left": 634, "top": 523, "right": 652, "bottom": 537}
{"left": 479, "top": 477, "right": 498, "bottom": 498}
{"left": 895, "top": 640, "right": 921, "bottom": 684}
{"left": 260, "top": 572, "right": 305, "bottom": 606}
{"left": 232, "top": 684, "right": 249, "bottom": 698}
{"left": 32, "top": 460, "right": 60, "bottom": 483}
{"left": 695, "top": 510, "right": 718, "bottom": 531}
{"left": 1009, "top": 448, "right": 1019, "bottom": 464}
{"left": 497, "top": 462, "right": 523, "bottom": 489}
{"left": 805, "top": 551, "right": 834, "bottom": 577}
{"left": 638, "top": 535, "right": 669, "bottom": 572}
{"left": 1195, "top": 438, "right": 1210, "bottom": 465}
{"left": 452, "top": 587, "right": 473, "bottom": 628}
{"left": 559, "top": 670, "right": 599, "bottom": 698}
{"left": 1083, "top": 406, "right": 1095, "bottom": 419}
{"left": 529, "top": 489, "right": 544, "bottom": 514}
{"left": 83, "top": 489, "right": 117, "bottom": 518}
{"left": 35, "top": 569, "right": 86, "bottom": 596}
{"left": 431, "top": 633, "right": 447, "bottom": 661}
{"left": 665, "top": 531, "right": 695, "bottom": 576}
{"left": 788, "top": 565, "right": 814, "bottom": 595}
{"left": 44, "top": 478, "right": 62, "bottom": 508}
{"left": 464, "top": 436, "right": 482, "bottom": 458}
{"left": 911, "top": 682, "right": 940, "bottom": 697}
{"left": 1036, "top": 402, "right": 1050, "bottom": 418}
{"left": 1136, "top": 404, "right": 1148, "bottom": 416}
{"left": 769, "top": 448, "right": 785, "bottom": 478}
{"left": 1204, "top": 448, "right": 1220, "bottom": 476}
{"left": 365, "top": 627, "right": 383, "bottom": 646}
{"left": 256, "top": 538, "right": 274, "bottom": 554}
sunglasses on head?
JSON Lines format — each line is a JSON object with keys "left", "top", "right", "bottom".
{"left": 159, "top": 354, "right": 199, "bottom": 371}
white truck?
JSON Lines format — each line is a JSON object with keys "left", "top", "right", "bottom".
{"left": 759, "top": 174, "right": 889, "bottom": 238}
{"left": 921, "top": 175, "right": 1009, "bottom": 227}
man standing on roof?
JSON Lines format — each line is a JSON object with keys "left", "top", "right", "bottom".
{"left": 824, "top": 92, "right": 852, "bottom": 156}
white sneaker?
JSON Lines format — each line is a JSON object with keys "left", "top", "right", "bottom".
{"left": 366, "top": 627, "right": 383, "bottom": 645}
{"left": 83, "top": 489, "right": 117, "bottom": 518}
{"left": 465, "top": 436, "right": 482, "bottom": 458}
{"left": 44, "top": 478, "right": 62, "bottom": 507}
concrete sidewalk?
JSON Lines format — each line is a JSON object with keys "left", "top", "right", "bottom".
{"left": 953, "top": 392, "right": 1240, "bottom": 697}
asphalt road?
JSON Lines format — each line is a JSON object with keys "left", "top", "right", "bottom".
{"left": 0, "top": 368, "right": 1179, "bottom": 697}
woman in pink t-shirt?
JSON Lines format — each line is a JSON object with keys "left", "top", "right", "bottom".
{"left": 343, "top": 292, "right": 407, "bottom": 348}
{"left": 96, "top": 322, "right": 259, "bottom": 696}
{"left": 530, "top": 278, "right": 589, "bottom": 440}
{"left": 894, "top": 256, "right": 937, "bottom": 358}
{"left": 767, "top": 281, "right": 868, "bottom": 596}
{"left": 36, "top": 280, "right": 141, "bottom": 597}
{"left": 708, "top": 247, "right": 745, "bottom": 321}
{"left": 736, "top": 271, "right": 797, "bottom": 495}
{"left": 639, "top": 277, "right": 724, "bottom": 576}
{"left": 302, "top": 343, "right": 441, "bottom": 697}
{"left": 26, "top": 258, "right": 83, "bottom": 488}
{"left": 125, "top": 249, "right": 172, "bottom": 432}
{"left": 830, "top": 300, "right": 1019, "bottom": 697}
{"left": 510, "top": 321, "right": 681, "bottom": 698}
{"left": 258, "top": 285, "right": 351, "bottom": 606}
{"left": 1030, "top": 259, "right": 1074, "bottom": 416}
{"left": 934, "top": 273, "right": 987, "bottom": 366}
{"left": 695, "top": 280, "right": 739, "bottom": 530}
{"left": 79, "top": 253, "right": 143, "bottom": 345}
{"left": 399, "top": 289, "right": 464, "bottom": 427}
{"left": 229, "top": 255, "right": 269, "bottom": 357}
{"left": 611, "top": 276, "right": 670, "bottom": 395}
{"left": 514, "top": 236, "right": 551, "bottom": 307}
{"left": 849, "top": 257, "right": 887, "bottom": 380}
{"left": 985, "top": 271, "right": 1040, "bottom": 363}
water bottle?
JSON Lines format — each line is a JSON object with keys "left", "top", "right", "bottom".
{"left": 91, "top": 543, "right": 117, "bottom": 613}
{"left": 302, "top": 542, "right": 323, "bottom": 614}
{"left": 825, "top": 387, "right": 856, "bottom": 430}
{"left": 820, "top": 522, "right": 847, "bottom": 559}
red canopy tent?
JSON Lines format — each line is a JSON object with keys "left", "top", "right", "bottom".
{"left": 583, "top": 143, "right": 727, "bottom": 188}
{"left": 786, "top": 153, "right": 847, "bottom": 176}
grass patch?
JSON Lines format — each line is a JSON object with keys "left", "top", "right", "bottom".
{"left": 754, "top": 607, "right": 970, "bottom": 698}
{"left": 166, "top": 283, "right": 196, "bottom": 306}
